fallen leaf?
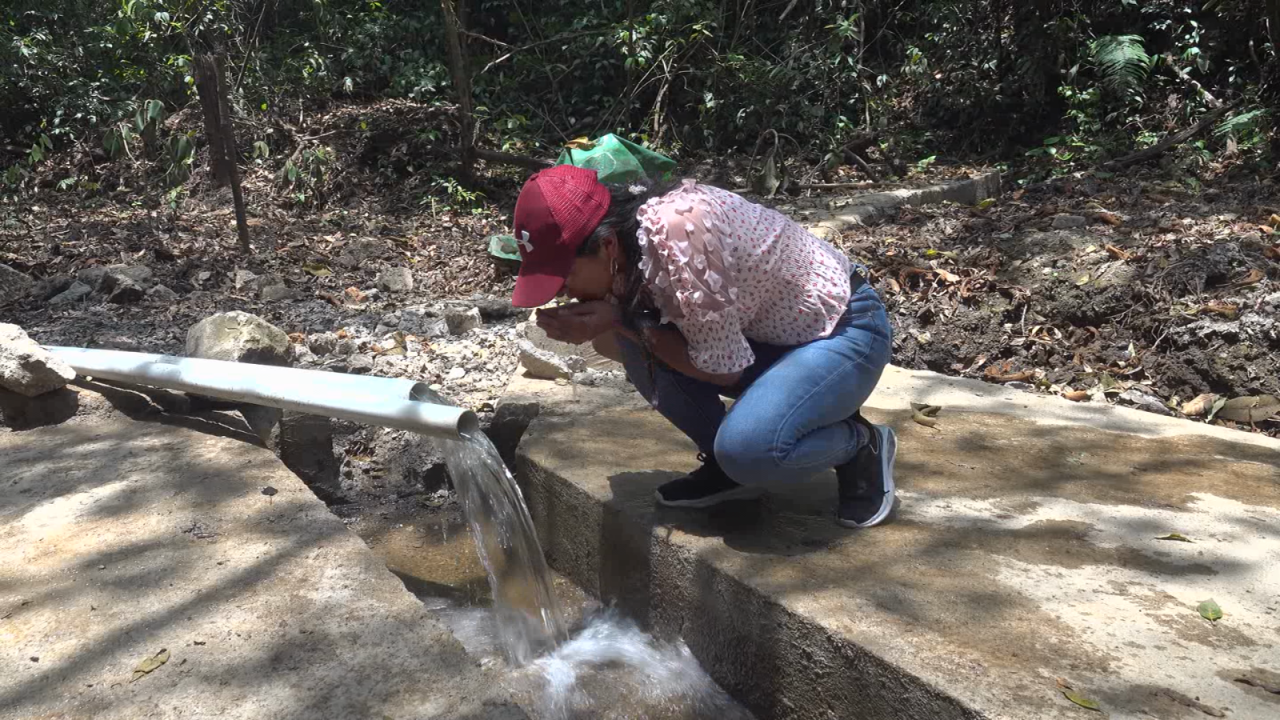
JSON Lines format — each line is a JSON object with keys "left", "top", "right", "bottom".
{"left": 1156, "top": 533, "right": 1193, "bottom": 542}
{"left": 302, "top": 262, "right": 332, "bottom": 277}
{"left": 1198, "top": 599, "right": 1223, "bottom": 622}
{"left": 910, "top": 403, "right": 943, "bottom": 417}
{"left": 1216, "top": 395, "right": 1280, "bottom": 423}
{"left": 131, "top": 648, "right": 170, "bottom": 682}
{"left": 344, "top": 286, "right": 366, "bottom": 304}
{"left": 564, "top": 136, "right": 595, "bottom": 150}
{"left": 1063, "top": 389, "right": 1090, "bottom": 402}
{"left": 1075, "top": 274, "right": 1090, "bottom": 286}
{"left": 1062, "top": 689, "right": 1101, "bottom": 712}
{"left": 1154, "top": 688, "right": 1225, "bottom": 717}
{"left": 287, "top": 332, "right": 306, "bottom": 344}
{"left": 975, "top": 197, "right": 997, "bottom": 210}
{"left": 985, "top": 368, "right": 1034, "bottom": 383}
{"left": 335, "top": 328, "right": 350, "bottom": 340}
{"left": 1264, "top": 245, "right": 1280, "bottom": 260}
{"left": 1271, "top": 213, "right": 1280, "bottom": 227}
{"left": 1207, "top": 395, "right": 1228, "bottom": 422}
{"left": 1181, "top": 393, "right": 1217, "bottom": 417}
{"left": 1235, "top": 268, "right": 1265, "bottom": 286}
{"left": 1105, "top": 244, "right": 1131, "bottom": 260}
{"left": 912, "top": 410, "right": 939, "bottom": 429}
{"left": 1095, "top": 211, "right": 1123, "bottom": 226}
{"left": 936, "top": 268, "right": 961, "bottom": 284}
{"left": 1260, "top": 225, "right": 1275, "bottom": 235}
{"left": 1201, "top": 301, "right": 1238, "bottom": 319}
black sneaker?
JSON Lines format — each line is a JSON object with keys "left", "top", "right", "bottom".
{"left": 836, "top": 414, "right": 897, "bottom": 528}
{"left": 655, "top": 454, "right": 763, "bottom": 508}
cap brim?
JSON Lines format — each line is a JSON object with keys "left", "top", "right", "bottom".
{"left": 511, "top": 271, "right": 567, "bottom": 308}
{"left": 511, "top": 246, "right": 576, "bottom": 307}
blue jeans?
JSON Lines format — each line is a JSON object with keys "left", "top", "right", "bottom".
{"left": 618, "top": 279, "right": 893, "bottom": 486}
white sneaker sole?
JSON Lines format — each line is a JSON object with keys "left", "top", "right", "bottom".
{"left": 655, "top": 484, "right": 764, "bottom": 509}
{"left": 837, "top": 424, "right": 897, "bottom": 528}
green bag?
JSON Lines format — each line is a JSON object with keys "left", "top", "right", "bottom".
{"left": 555, "top": 134, "right": 676, "bottom": 185}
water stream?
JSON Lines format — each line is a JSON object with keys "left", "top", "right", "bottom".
{"left": 424, "top": 431, "right": 751, "bottom": 719}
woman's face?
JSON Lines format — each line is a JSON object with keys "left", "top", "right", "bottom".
{"left": 560, "top": 235, "right": 618, "bottom": 302}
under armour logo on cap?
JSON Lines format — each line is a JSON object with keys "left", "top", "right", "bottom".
{"left": 517, "top": 230, "right": 534, "bottom": 254}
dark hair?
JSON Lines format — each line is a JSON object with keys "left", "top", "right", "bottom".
{"left": 576, "top": 176, "right": 680, "bottom": 332}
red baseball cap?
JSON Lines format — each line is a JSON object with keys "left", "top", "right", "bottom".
{"left": 510, "top": 165, "right": 611, "bottom": 308}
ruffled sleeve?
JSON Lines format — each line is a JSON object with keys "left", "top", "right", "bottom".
{"left": 636, "top": 181, "right": 755, "bottom": 374}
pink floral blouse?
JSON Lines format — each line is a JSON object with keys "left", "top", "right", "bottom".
{"left": 635, "top": 180, "right": 853, "bottom": 374}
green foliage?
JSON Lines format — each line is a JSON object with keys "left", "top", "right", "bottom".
{"left": 1090, "top": 35, "right": 1153, "bottom": 97}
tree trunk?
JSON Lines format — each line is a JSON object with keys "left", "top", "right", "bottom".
{"left": 195, "top": 53, "right": 251, "bottom": 254}
{"left": 441, "top": 0, "right": 475, "bottom": 183}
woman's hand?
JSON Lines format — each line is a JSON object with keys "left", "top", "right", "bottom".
{"left": 536, "top": 301, "right": 619, "bottom": 345}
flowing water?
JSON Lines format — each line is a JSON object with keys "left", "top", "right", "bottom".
{"left": 389, "top": 430, "right": 753, "bottom": 719}
{"left": 441, "top": 431, "right": 567, "bottom": 665}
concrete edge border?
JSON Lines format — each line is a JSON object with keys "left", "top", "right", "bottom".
{"left": 804, "top": 171, "right": 1001, "bottom": 239}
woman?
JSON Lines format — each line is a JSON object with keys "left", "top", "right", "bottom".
{"left": 509, "top": 164, "right": 896, "bottom": 527}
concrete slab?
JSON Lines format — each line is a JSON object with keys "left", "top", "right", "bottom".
{"left": 511, "top": 365, "right": 1280, "bottom": 720}
{"left": 0, "top": 411, "right": 526, "bottom": 720}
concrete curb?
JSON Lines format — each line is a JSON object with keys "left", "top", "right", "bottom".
{"left": 802, "top": 171, "right": 1001, "bottom": 239}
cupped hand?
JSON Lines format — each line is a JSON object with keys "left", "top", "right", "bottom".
{"left": 536, "top": 301, "right": 618, "bottom": 345}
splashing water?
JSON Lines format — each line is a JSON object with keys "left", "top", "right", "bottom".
{"left": 442, "top": 431, "right": 567, "bottom": 664}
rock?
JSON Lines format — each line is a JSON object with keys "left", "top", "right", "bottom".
{"left": 376, "top": 266, "right": 414, "bottom": 293}
{"left": 186, "top": 311, "right": 292, "bottom": 366}
{"left": 106, "top": 276, "right": 147, "bottom": 304}
{"left": 76, "top": 266, "right": 109, "bottom": 291}
{"left": 1004, "top": 381, "right": 1035, "bottom": 392}
{"left": 462, "top": 297, "right": 529, "bottom": 321}
{"left": 335, "top": 237, "right": 386, "bottom": 268}
{"left": 0, "top": 264, "right": 34, "bottom": 305}
{"left": 516, "top": 338, "right": 585, "bottom": 380}
{"left": 346, "top": 355, "right": 374, "bottom": 374}
{"left": 1051, "top": 215, "right": 1088, "bottom": 229}
{"left": 258, "top": 284, "right": 298, "bottom": 302}
{"left": 101, "top": 265, "right": 153, "bottom": 294}
{"left": 268, "top": 411, "right": 343, "bottom": 502}
{"left": 372, "top": 428, "right": 450, "bottom": 493}
{"left": 334, "top": 339, "right": 358, "bottom": 356}
{"left": 49, "top": 281, "right": 93, "bottom": 306}
{"left": 146, "top": 284, "right": 179, "bottom": 303}
{"left": 1119, "top": 387, "right": 1174, "bottom": 416}
{"left": 0, "top": 323, "right": 77, "bottom": 397}
{"left": 308, "top": 332, "right": 339, "bottom": 356}
{"left": 0, "top": 386, "right": 80, "bottom": 430}
{"left": 489, "top": 399, "right": 541, "bottom": 466}
{"left": 445, "top": 306, "right": 482, "bottom": 335}
{"left": 401, "top": 306, "right": 450, "bottom": 339}
{"left": 232, "top": 269, "right": 258, "bottom": 291}
{"left": 446, "top": 367, "right": 467, "bottom": 381}
{"left": 32, "top": 275, "right": 73, "bottom": 301}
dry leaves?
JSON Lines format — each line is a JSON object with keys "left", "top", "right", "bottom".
{"left": 1235, "top": 268, "right": 1265, "bottom": 287}
{"left": 1181, "top": 393, "right": 1217, "bottom": 417}
{"left": 911, "top": 402, "right": 942, "bottom": 429}
{"left": 131, "top": 648, "right": 170, "bottom": 682}
{"left": 1062, "top": 389, "right": 1090, "bottom": 402}
{"left": 1216, "top": 395, "right": 1280, "bottom": 423}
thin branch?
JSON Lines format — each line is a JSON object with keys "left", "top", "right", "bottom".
{"left": 1163, "top": 54, "right": 1222, "bottom": 109}
{"left": 480, "top": 29, "right": 611, "bottom": 75}
{"left": 1101, "top": 101, "right": 1240, "bottom": 170}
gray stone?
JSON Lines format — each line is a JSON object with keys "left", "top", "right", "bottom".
{"left": 445, "top": 306, "right": 482, "bottom": 335}
{"left": 1051, "top": 214, "right": 1088, "bottom": 229}
{"left": 258, "top": 283, "right": 298, "bottom": 302}
{"left": 0, "top": 386, "right": 80, "bottom": 430}
{"left": 0, "top": 323, "right": 77, "bottom": 397}
{"left": 101, "top": 265, "right": 153, "bottom": 294}
{"left": 76, "top": 266, "right": 109, "bottom": 291}
{"left": 106, "top": 276, "right": 146, "bottom": 304}
{"left": 268, "top": 411, "right": 342, "bottom": 502}
{"left": 146, "top": 284, "right": 179, "bottom": 303}
{"left": 516, "top": 338, "right": 584, "bottom": 380}
{"left": 346, "top": 354, "right": 374, "bottom": 374}
{"left": 372, "top": 428, "right": 450, "bottom": 493}
{"left": 32, "top": 275, "right": 72, "bottom": 301}
{"left": 49, "top": 281, "right": 93, "bottom": 306}
{"left": 335, "top": 237, "right": 386, "bottom": 268}
{"left": 1119, "top": 386, "right": 1174, "bottom": 416}
{"left": 0, "top": 264, "right": 34, "bottom": 305}
{"left": 186, "top": 311, "right": 292, "bottom": 366}
{"left": 376, "top": 266, "right": 414, "bottom": 293}
{"left": 308, "top": 332, "right": 339, "bottom": 356}
{"left": 334, "top": 339, "right": 358, "bottom": 356}
{"left": 489, "top": 398, "right": 541, "bottom": 466}
{"left": 232, "top": 269, "right": 258, "bottom": 291}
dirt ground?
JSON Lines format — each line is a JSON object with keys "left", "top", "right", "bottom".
{"left": 2, "top": 101, "right": 1277, "bottom": 439}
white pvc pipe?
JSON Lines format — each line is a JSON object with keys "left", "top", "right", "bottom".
{"left": 46, "top": 347, "right": 478, "bottom": 440}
